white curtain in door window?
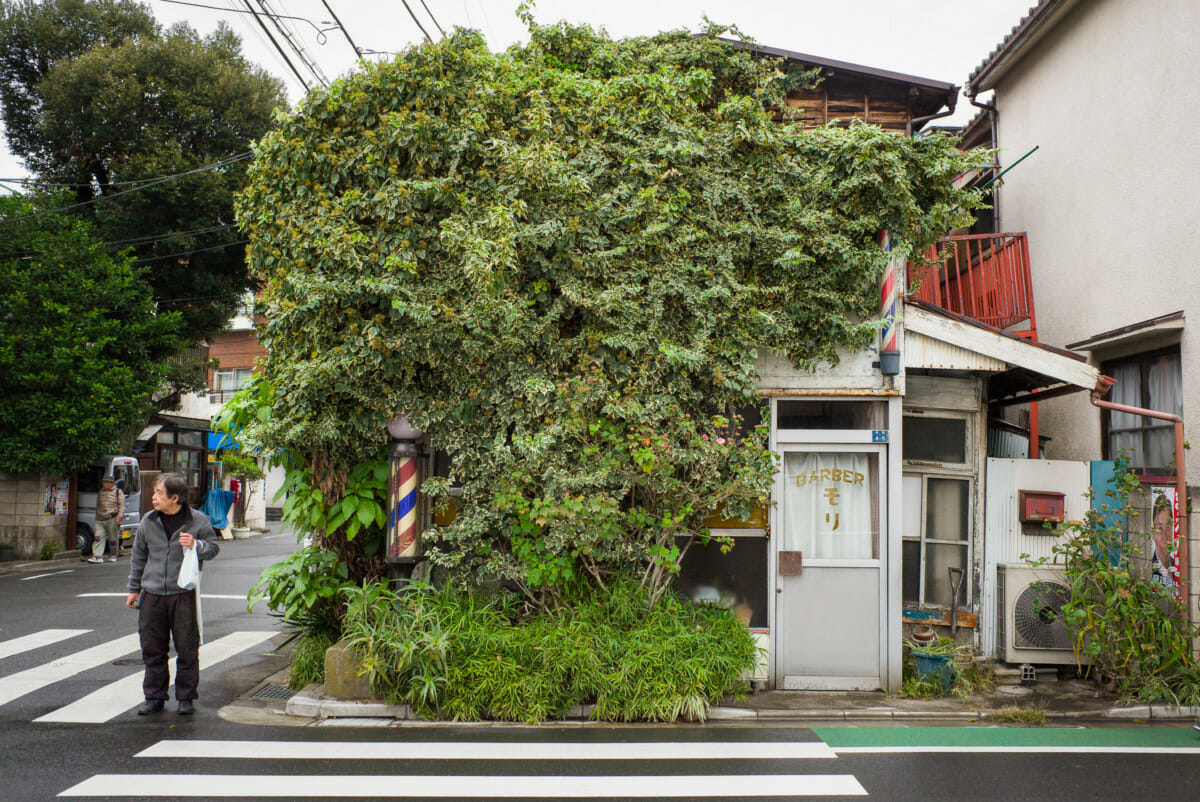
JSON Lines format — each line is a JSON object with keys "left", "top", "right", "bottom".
{"left": 782, "top": 452, "right": 873, "bottom": 559}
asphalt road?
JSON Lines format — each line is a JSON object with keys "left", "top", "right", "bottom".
{"left": 3, "top": 528, "right": 1200, "bottom": 800}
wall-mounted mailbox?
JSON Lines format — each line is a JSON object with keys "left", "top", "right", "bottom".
{"left": 1018, "top": 490, "right": 1065, "bottom": 523}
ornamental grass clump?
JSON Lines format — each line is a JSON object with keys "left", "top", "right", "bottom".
{"left": 341, "top": 577, "right": 758, "bottom": 723}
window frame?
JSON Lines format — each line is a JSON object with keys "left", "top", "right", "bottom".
{"left": 1100, "top": 345, "right": 1182, "bottom": 480}
{"left": 901, "top": 410, "right": 974, "bottom": 610}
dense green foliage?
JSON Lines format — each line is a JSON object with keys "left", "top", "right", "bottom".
{"left": 216, "top": 376, "right": 391, "bottom": 584}
{"left": 236, "top": 23, "right": 977, "bottom": 601}
{"left": 1044, "top": 464, "right": 1200, "bottom": 705}
{"left": 0, "top": 194, "right": 178, "bottom": 474}
{"left": 341, "top": 578, "right": 758, "bottom": 723}
{"left": 0, "top": 0, "right": 287, "bottom": 400}
{"left": 247, "top": 545, "right": 348, "bottom": 643}
{"left": 286, "top": 630, "right": 333, "bottom": 691}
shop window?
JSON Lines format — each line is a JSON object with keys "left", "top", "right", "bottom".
{"left": 902, "top": 412, "right": 972, "bottom": 608}
{"left": 673, "top": 535, "right": 768, "bottom": 628}
{"left": 777, "top": 400, "right": 886, "bottom": 430}
{"left": 1102, "top": 348, "right": 1182, "bottom": 476}
{"left": 903, "top": 417, "right": 967, "bottom": 464}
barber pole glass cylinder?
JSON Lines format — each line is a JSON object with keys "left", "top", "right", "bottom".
{"left": 387, "top": 441, "right": 422, "bottom": 560}
{"left": 878, "top": 229, "right": 901, "bottom": 375}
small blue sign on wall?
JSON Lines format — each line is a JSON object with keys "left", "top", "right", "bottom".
{"left": 872, "top": 430, "right": 888, "bottom": 443}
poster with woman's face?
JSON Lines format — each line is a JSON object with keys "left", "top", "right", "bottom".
{"left": 1149, "top": 486, "right": 1180, "bottom": 597}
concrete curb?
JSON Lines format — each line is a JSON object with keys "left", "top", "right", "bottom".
{"left": 255, "top": 695, "right": 1196, "bottom": 725}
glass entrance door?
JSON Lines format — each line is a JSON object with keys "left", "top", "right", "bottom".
{"left": 775, "top": 445, "right": 886, "bottom": 689}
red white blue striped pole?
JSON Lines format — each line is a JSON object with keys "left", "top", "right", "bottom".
{"left": 388, "top": 443, "right": 421, "bottom": 559}
{"left": 385, "top": 415, "right": 424, "bottom": 562}
{"left": 878, "top": 229, "right": 901, "bottom": 375}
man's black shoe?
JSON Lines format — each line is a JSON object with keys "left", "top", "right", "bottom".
{"left": 178, "top": 700, "right": 194, "bottom": 715}
{"left": 137, "top": 699, "right": 164, "bottom": 716}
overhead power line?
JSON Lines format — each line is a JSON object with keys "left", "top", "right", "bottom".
{"left": 0, "top": 152, "right": 252, "bottom": 225}
{"left": 400, "top": 0, "right": 432, "bottom": 43}
{"left": 256, "top": 0, "right": 330, "bottom": 88}
{"left": 239, "top": 0, "right": 311, "bottom": 91}
{"left": 418, "top": 0, "right": 446, "bottom": 38}
{"left": 319, "top": 0, "right": 362, "bottom": 58}
{"left": 157, "top": 0, "right": 339, "bottom": 43}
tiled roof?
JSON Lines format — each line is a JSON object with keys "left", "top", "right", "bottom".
{"left": 967, "top": 0, "right": 1083, "bottom": 94}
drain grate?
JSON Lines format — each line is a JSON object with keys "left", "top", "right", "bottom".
{"left": 250, "top": 683, "right": 297, "bottom": 701}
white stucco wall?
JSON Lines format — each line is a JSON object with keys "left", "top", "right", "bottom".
{"left": 991, "top": 0, "right": 1200, "bottom": 486}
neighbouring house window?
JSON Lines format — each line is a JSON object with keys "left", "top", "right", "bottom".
{"left": 213, "top": 368, "right": 254, "bottom": 403}
{"left": 902, "top": 413, "right": 972, "bottom": 608}
{"left": 1102, "top": 348, "right": 1183, "bottom": 476}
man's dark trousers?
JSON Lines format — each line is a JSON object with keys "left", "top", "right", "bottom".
{"left": 138, "top": 591, "right": 200, "bottom": 701}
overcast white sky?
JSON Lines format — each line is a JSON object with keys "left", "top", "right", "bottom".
{"left": 0, "top": 0, "right": 1037, "bottom": 181}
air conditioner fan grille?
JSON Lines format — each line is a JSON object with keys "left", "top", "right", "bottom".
{"left": 1013, "top": 580, "right": 1072, "bottom": 650}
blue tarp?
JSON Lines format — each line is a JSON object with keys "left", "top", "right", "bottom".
{"left": 201, "top": 488, "right": 236, "bottom": 530}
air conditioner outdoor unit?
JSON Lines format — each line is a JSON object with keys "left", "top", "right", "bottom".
{"left": 996, "top": 563, "right": 1084, "bottom": 666}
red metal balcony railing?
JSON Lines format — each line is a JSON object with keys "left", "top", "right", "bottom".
{"left": 908, "top": 232, "right": 1037, "bottom": 338}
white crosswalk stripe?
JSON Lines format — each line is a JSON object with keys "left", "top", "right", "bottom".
{"left": 138, "top": 738, "right": 839, "bottom": 760}
{"left": 61, "top": 772, "right": 867, "bottom": 798}
{"left": 0, "top": 628, "right": 89, "bottom": 660}
{"left": 61, "top": 736, "right": 868, "bottom": 798}
{"left": 35, "top": 631, "right": 276, "bottom": 723}
{"left": 0, "top": 633, "right": 140, "bottom": 707}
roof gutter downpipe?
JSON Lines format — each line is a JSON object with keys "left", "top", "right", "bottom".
{"left": 1090, "top": 377, "right": 1190, "bottom": 624}
{"left": 906, "top": 87, "right": 959, "bottom": 138}
{"left": 967, "top": 92, "right": 999, "bottom": 232}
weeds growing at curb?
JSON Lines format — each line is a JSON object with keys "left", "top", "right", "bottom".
{"left": 986, "top": 705, "right": 1047, "bottom": 725}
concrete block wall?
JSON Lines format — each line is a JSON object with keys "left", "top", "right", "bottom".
{"left": 0, "top": 472, "right": 69, "bottom": 559}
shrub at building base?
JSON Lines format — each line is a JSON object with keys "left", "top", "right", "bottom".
{"left": 1044, "top": 462, "right": 1200, "bottom": 706}
{"left": 341, "top": 578, "right": 758, "bottom": 723}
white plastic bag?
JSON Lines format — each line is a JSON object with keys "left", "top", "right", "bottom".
{"left": 178, "top": 544, "right": 200, "bottom": 590}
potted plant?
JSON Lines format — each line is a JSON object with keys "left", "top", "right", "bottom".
{"left": 0, "top": 541, "right": 16, "bottom": 562}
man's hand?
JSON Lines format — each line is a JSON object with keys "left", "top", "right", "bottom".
{"left": 179, "top": 532, "right": 195, "bottom": 549}
{"left": 126, "top": 592, "right": 140, "bottom": 609}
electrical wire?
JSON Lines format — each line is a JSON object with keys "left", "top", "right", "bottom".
{"left": 156, "top": 0, "right": 339, "bottom": 42}
{"left": 0, "top": 153, "right": 252, "bottom": 226}
{"left": 400, "top": 0, "right": 433, "bottom": 43}
{"left": 418, "top": 0, "right": 446, "bottom": 38}
{"left": 319, "top": 0, "right": 362, "bottom": 58}
{"left": 257, "top": 0, "right": 329, "bottom": 88}
{"left": 239, "top": 0, "right": 311, "bottom": 91}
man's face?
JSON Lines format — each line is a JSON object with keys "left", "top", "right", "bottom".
{"left": 152, "top": 483, "right": 180, "bottom": 513}
{"left": 101, "top": 481, "right": 114, "bottom": 491}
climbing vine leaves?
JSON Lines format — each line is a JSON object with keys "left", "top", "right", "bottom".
{"left": 236, "top": 23, "right": 978, "bottom": 603}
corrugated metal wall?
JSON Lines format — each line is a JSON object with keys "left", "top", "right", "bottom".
{"left": 981, "top": 458, "right": 1092, "bottom": 657}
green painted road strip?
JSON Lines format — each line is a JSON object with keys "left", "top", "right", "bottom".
{"left": 816, "top": 727, "right": 1200, "bottom": 753}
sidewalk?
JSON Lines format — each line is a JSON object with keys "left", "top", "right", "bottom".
{"left": 223, "top": 671, "right": 1200, "bottom": 728}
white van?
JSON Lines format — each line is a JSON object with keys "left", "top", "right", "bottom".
{"left": 74, "top": 456, "right": 142, "bottom": 555}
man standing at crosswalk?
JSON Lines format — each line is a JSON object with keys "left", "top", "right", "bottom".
{"left": 124, "top": 473, "right": 220, "bottom": 715}
{"left": 87, "top": 473, "right": 124, "bottom": 563}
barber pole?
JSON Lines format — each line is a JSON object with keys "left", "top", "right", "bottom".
{"left": 388, "top": 444, "right": 421, "bottom": 559}
{"left": 878, "top": 230, "right": 901, "bottom": 375}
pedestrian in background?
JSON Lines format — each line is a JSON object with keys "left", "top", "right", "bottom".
{"left": 125, "top": 472, "right": 220, "bottom": 715}
{"left": 88, "top": 474, "right": 124, "bottom": 564}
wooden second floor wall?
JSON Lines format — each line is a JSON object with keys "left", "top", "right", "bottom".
{"left": 784, "top": 73, "right": 929, "bottom": 132}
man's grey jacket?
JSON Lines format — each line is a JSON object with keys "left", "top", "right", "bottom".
{"left": 127, "top": 507, "right": 220, "bottom": 595}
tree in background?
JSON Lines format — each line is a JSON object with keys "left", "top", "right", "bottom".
{"left": 0, "top": 194, "right": 179, "bottom": 475}
{"left": 236, "top": 24, "right": 979, "bottom": 605}
{"left": 0, "top": 0, "right": 287, "bottom": 403}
